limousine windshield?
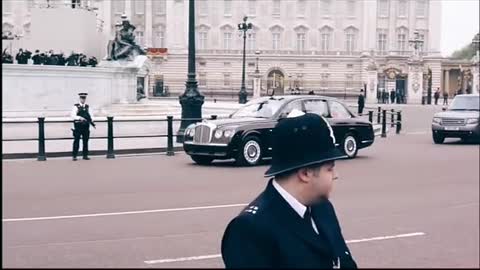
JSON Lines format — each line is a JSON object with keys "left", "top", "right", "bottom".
{"left": 230, "top": 98, "right": 285, "bottom": 118}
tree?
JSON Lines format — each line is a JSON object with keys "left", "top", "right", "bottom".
{"left": 450, "top": 43, "right": 476, "bottom": 60}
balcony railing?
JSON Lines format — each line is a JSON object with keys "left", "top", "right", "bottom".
{"left": 197, "top": 49, "right": 362, "bottom": 56}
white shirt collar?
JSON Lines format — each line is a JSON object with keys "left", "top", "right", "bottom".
{"left": 272, "top": 179, "right": 307, "bottom": 218}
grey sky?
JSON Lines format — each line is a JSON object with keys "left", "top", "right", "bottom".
{"left": 441, "top": 0, "right": 479, "bottom": 57}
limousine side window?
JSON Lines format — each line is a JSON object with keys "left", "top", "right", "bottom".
{"left": 329, "top": 101, "right": 352, "bottom": 119}
{"left": 279, "top": 101, "right": 304, "bottom": 118}
{"left": 304, "top": 100, "right": 328, "bottom": 117}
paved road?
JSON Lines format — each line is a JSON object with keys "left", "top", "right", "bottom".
{"left": 3, "top": 106, "right": 479, "bottom": 268}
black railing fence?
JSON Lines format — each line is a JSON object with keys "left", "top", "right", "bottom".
{"left": 3, "top": 109, "right": 402, "bottom": 161}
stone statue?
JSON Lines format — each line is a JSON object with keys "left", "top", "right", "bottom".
{"left": 106, "top": 15, "right": 146, "bottom": 61}
{"left": 366, "top": 50, "right": 377, "bottom": 71}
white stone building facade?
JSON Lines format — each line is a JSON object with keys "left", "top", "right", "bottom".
{"left": 3, "top": 0, "right": 477, "bottom": 101}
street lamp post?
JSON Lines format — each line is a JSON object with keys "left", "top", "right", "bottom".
{"left": 255, "top": 50, "right": 260, "bottom": 74}
{"left": 238, "top": 16, "right": 252, "bottom": 104}
{"left": 177, "top": 0, "right": 205, "bottom": 143}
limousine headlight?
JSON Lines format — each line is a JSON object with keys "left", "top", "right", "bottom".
{"left": 224, "top": 129, "right": 234, "bottom": 138}
{"left": 432, "top": 117, "right": 441, "bottom": 124}
{"left": 214, "top": 129, "right": 223, "bottom": 139}
{"left": 185, "top": 124, "right": 196, "bottom": 137}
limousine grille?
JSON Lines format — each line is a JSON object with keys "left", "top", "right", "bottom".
{"left": 442, "top": 118, "right": 466, "bottom": 126}
{"left": 194, "top": 125, "right": 211, "bottom": 143}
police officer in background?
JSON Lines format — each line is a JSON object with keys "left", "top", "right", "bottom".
{"left": 357, "top": 89, "right": 365, "bottom": 115}
{"left": 70, "top": 93, "right": 95, "bottom": 161}
{"left": 221, "top": 113, "right": 357, "bottom": 268}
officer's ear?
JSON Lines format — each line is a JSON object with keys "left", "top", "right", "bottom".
{"left": 296, "top": 167, "right": 317, "bottom": 184}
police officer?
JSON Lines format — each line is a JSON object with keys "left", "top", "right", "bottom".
{"left": 70, "top": 93, "right": 95, "bottom": 161}
{"left": 221, "top": 113, "right": 357, "bottom": 268}
{"left": 357, "top": 89, "right": 365, "bottom": 116}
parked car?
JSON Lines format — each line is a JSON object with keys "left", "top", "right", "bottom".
{"left": 183, "top": 95, "right": 375, "bottom": 166}
{"left": 431, "top": 94, "right": 480, "bottom": 144}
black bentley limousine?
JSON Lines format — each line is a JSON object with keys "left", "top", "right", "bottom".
{"left": 183, "top": 95, "right": 375, "bottom": 166}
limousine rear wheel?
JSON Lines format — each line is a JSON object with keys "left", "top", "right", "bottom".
{"left": 191, "top": 155, "right": 214, "bottom": 165}
{"left": 342, "top": 133, "right": 358, "bottom": 159}
{"left": 236, "top": 136, "right": 263, "bottom": 166}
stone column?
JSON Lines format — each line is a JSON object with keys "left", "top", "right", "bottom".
{"left": 125, "top": 0, "right": 132, "bottom": 19}
{"left": 407, "top": 60, "right": 424, "bottom": 104}
{"left": 444, "top": 69, "right": 450, "bottom": 95}
{"left": 472, "top": 63, "right": 479, "bottom": 94}
{"left": 145, "top": 0, "right": 153, "bottom": 48}
{"left": 253, "top": 72, "right": 262, "bottom": 98}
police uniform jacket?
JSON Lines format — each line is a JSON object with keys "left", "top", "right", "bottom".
{"left": 221, "top": 179, "right": 357, "bottom": 269}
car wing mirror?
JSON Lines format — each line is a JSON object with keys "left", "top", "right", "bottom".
{"left": 442, "top": 107, "right": 447, "bottom": 111}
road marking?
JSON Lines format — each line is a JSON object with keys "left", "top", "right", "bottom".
{"left": 143, "top": 232, "right": 426, "bottom": 265}
{"left": 2, "top": 203, "right": 248, "bottom": 222}
{"left": 405, "top": 131, "right": 429, "bottom": 135}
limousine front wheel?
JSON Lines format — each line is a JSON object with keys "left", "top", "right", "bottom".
{"left": 191, "top": 155, "right": 214, "bottom": 165}
{"left": 342, "top": 133, "right": 358, "bottom": 159}
{"left": 236, "top": 136, "right": 262, "bottom": 166}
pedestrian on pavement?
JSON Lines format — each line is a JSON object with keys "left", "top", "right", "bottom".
{"left": 221, "top": 113, "right": 357, "bottom": 269}
{"left": 376, "top": 89, "right": 381, "bottom": 104}
{"left": 434, "top": 88, "right": 440, "bottom": 105}
{"left": 71, "top": 92, "right": 95, "bottom": 161}
{"left": 382, "top": 89, "right": 387, "bottom": 104}
{"left": 443, "top": 92, "right": 449, "bottom": 105}
{"left": 357, "top": 89, "right": 365, "bottom": 116}
{"left": 32, "top": 50, "right": 42, "bottom": 65}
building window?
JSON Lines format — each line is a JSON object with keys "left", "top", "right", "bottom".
{"left": 248, "top": 0, "right": 256, "bottom": 16}
{"left": 345, "top": 28, "right": 357, "bottom": 53}
{"left": 247, "top": 32, "right": 256, "bottom": 51}
{"left": 320, "top": 73, "right": 329, "bottom": 88}
{"left": 297, "top": 0, "right": 306, "bottom": 17}
{"left": 347, "top": 64, "right": 354, "bottom": 69}
{"left": 223, "top": 32, "right": 232, "bottom": 50}
{"left": 296, "top": 33, "right": 306, "bottom": 52}
{"left": 397, "top": 28, "right": 408, "bottom": 52}
{"left": 347, "top": 0, "right": 355, "bottom": 17}
{"left": 154, "top": 0, "right": 166, "bottom": 15}
{"left": 199, "top": 0, "right": 208, "bottom": 16}
{"left": 398, "top": 0, "right": 407, "bottom": 17}
{"left": 320, "top": 27, "right": 333, "bottom": 52}
{"left": 297, "top": 63, "right": 305, "bottom": 68}
{"left": 416, "top": 0, "right": 426, "bottom": 17}
{"left": 3, "top": 0, "right": 12, "bottom": 13}
{"left": 378, "top": 0, "right": 389, "bottom": 17}
{"left": 224, "top": 73, "right": 231, "bottom": 86}
{"left": 224, "top": 62, "right": 231, "bottom": 67}
{"left": 273, "top": 0, "right": 280, "bottom": 16}
{"left": 199, "top": 73, "right": 207, "bottom": 86}
{"left": 320, "top": 0, "right": 331, "bottom": 15}
{"left": 224, "top": 0, "right": 232, "bottom": 16}
{"left": 321, "top": 63, "right": 329, "bottom": 68}
{"left": 418, "top": 32, "right": 426, "bottom": 52}
{"left": 377, "top": 29, "right": 388, "bottom": 54}
{"left": 345, "top": 74, "right": 354, "bottom": 89}
{"left": 114, "top": 0, "right": 125, "bottom": 14}
{"left": 272, "top": 32, "right": 281, "bottom": 50}
{"left": 198, "top": 31, "right": 208, "bottom": 50}
{"left": 135, "top": 0, "right": 145, "bottom": 14}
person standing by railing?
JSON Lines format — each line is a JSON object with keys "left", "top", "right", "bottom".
{"left": 357, "top": 89, "right": 365, "bottom": 116}
{"left": 70, "top": 92, "right": 95, "bottom": 161}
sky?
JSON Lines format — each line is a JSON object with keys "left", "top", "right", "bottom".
{"left": 441, "top": 0, "right": 479, "bottom": 57}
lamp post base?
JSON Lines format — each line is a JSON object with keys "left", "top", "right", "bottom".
{"left": 239, "top": 88, "right": 248, "bottom": 104}
{"left": 177, "top": 86, "right": 204, "bottom": 143}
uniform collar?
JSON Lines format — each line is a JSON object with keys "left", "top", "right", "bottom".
{"left": 272, "top": 179, "right": 307, "bottom": 218}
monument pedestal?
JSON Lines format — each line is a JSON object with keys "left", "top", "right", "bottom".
{"left": 472, "top": 56, "right": 480, "bottom": 94}
{"left": 366, "top": 70, "right": 378, "bottom": 104}
{"left": 407, "top": 60, "right": 424, "bottom": 104}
